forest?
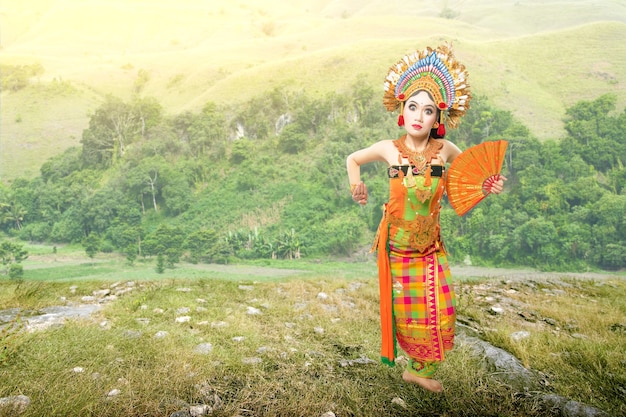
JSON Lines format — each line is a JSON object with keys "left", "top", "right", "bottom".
{"left": 1, "top": 79, "right": 625, "bottom": 272}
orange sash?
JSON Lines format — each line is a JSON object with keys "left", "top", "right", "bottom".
{"left": 372, "top": 204, "right": 396, "bottom": 365}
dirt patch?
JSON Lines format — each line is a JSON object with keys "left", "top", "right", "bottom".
{"left": 450, "top": 265, "right": 623, "bottom": 282}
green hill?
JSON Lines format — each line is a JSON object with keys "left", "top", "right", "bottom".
{"left": 1, "top": 0, "right": 626, "bottom": 182}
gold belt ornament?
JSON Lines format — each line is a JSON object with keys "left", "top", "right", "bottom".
{"left": 387, "top": 212, "right": 440, "bottom": 254}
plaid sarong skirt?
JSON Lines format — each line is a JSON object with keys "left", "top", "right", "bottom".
{"left": 389, "top": 242, "right": 456, "bottom": 363}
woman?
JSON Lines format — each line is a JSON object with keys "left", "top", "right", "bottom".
{"left": 346, "top": 45, "right": 504, "bottom": 392}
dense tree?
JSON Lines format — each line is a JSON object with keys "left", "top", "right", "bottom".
{"left": 40, "top": 147, "right": 83, "bottom": 182}
{"left": 80, "top": 96, "right": 162, "bottom": 167}
{"left": 188, "top": 102, "right": 228, "bottom": 157}
{"left": 2, "top": 88, "right": 625, "bottom": 271}
{"left": 563, "top": 94, "right": 623, "bottom": 172}
{"left": 143, "top": 224, "right": 185, "bottom": 267}
{"left": 184, "top": 229, "right": 219, "bottom": 264}
{"left": 0, "top": 240, "right": 28, "bottom": 276}
{"left": 82, "top": 233, "right": 101, "bottom": 259}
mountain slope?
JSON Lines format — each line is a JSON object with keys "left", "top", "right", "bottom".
{"left": 1, "top": 0, "right": 625, "bottom": 182}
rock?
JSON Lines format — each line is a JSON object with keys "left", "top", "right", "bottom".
{"left": 176, "top": 316, "right": 191, "bottom": 323}
{"left": 510, "top": 331, "right": 531, "bottom": 342}
{"left": 321, "top": 412, "right": 336, "bottom": 417}
{"left": 242, "top": 357, "right": 262, "bottom": 365}
{"left": 123, "top": 330, "right": 142, "bottom": 339}
{"left": 539, "top": 394, "right": 609, "bottom": 417}
{"left": 154, "top": 331, "right": 168, "bottom": 339}
{"left": 246, "top": 306, "right": 262, "bottom": 315}
{"left": 114, "top": 287, "right": 134, "bottom": 296}
{"left": 544, "top": 317, "right": 558, "bottom": 326}
{"left": 232, "top": 336, "right": 245, "bottom": 342}
{"left": 238, "top": 285, "right": 254, "bottom": 291}
{"left": 458, "top": 333, "right": 539, "bottom": 391}
{"left": 518, "top": 311, "right": 536, "bottom": 322}
{"left": 72, "top": 366, "right": 85, "bottom": 373}
{"left": 189, "top": 404, "right": 212, "bottom": 416}
{"left": 321, "top": 304, "right": 338, "bottom": 313}
{"left": 0, "top": 395, "right": 31, "bottom": 414}
{"left": 194, "top": 343, "right": 213, "bottom": 355}
{"left": 93, "top": 289, "right": 111, "bottom": 297}
{"left": 339, "top": 355, "right": 377, "bottom": 367}
{"left": 177, "top": 307, "right": 191, "bottom": 314}
{"left": 490, "top": 306, "right": 505, "bottom": 315}
{"left": 170, "top": 411, "right": 192, "bottom": 417}
{"left": 25, "top": 304, "right": 102, "bottom": 331}
{"left": 317, "top": 292, "right": 329, "bottom": 300}
{"left": 391, "top": 397, "right": 407, "bottom": 408}
{"left": 106, "top": 389, "right": 121, "bottom": 397}
{"left": 294, "top": 302, "right": 308, "bottom": 311}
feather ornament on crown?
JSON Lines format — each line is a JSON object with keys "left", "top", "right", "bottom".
{"left": 383, "top": 44, "right": 471, "bottom": 129}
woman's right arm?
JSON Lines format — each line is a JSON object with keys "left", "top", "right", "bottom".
{"left": 346, "top": 141, "right": 390, "bottom": 205}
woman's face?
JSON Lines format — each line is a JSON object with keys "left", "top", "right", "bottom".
{"left": 402, "top": 91, "right": 438, "bottom": 139}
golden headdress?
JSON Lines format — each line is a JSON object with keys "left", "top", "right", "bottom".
{"left": 383, "top": 44, "right": 471, "bottom": 134}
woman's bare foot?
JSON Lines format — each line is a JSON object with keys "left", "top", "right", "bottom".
{"left": 402, "top": 370, "right": 444, "bottom": 392}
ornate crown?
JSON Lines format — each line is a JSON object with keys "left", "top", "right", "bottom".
{"left": 383, "top": 44, "right": 471, "bottom": 130}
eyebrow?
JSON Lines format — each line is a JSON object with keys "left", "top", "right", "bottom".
{"left": 407, "top": 99, "right": 436, "bottom": 109}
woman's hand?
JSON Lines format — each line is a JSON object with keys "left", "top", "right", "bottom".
{"left": 351, "top": 182, "right": 368, "bottom": 205}
{"left": 483, "top": 175, "right": 507, "bottom": 194}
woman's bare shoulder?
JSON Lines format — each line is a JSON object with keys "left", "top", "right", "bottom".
{"left": 349, "top": 139, "right": 398, "bottom": 165}
{"left": 438, "top": 139, "right": 462, "bottom": 163}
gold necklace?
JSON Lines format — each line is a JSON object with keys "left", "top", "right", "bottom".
{"left": 394, "top": 135, "right": 443, "bottom": 202}
{"left": 394, "top": 135, "right": 442, "bottom": 170}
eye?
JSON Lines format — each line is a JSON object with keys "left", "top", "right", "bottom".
{"left": 425, "top": 108, "right": 434, "bottom": 115}
{"left": 408, "top": 104, "right": 417, "bottom": 111}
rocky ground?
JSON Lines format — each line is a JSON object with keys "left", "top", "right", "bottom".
{"left": 1, "top": 264, "right": 621, "bottom": 416}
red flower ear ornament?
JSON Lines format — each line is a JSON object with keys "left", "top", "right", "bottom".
{"left": 437, "top": 122, "right": 446, "bottom": 136}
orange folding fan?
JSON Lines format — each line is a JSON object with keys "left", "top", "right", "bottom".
{"left": 446, "top": 140, "right": 508, "bottom": 216}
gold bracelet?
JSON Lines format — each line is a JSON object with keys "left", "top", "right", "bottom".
{"left": 350, "top": 184, "right": 358, "bottom": 193}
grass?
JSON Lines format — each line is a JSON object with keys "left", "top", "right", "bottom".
{"left": 0, "top": 247, "right": 625, "bottom": 416}
{"left": 457, "top": 276, "right": 626, "bottom": 416}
